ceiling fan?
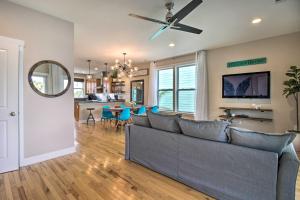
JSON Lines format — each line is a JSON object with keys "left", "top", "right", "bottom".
{"left": 129, "top": 0, "right": 203, "bottom": 40}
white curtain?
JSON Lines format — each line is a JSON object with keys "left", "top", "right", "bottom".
{"left": 148, "top": 61, "right": 158, "bottom": 106}
{"left": 195, "top": 50, "right": 208, "bottom": 120}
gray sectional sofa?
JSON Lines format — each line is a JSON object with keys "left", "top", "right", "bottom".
{"left": 125, "top": 112, "right": 299, "bottom": 200}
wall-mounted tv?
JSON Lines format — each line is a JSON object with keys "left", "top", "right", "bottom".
{"left": 222, "top": 71, "right": 270, "bottom": 98}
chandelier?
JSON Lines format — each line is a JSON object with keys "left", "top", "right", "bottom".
{"left": 111, "top": 53, "right": 138, "bottom": 78}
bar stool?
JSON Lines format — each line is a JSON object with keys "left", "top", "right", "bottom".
{"left": 87, "top": 108, "right": 95, "bottom": 125}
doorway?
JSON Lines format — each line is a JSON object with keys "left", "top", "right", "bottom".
{"left": 0, "top": 36, "right": 24, "bottom": 173}
{"left": 130, "top": 80, "right": 145, "bottom": 105}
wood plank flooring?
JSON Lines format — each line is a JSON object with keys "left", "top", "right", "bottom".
{"left": 0, "top": 122, "right": 299, "bottom": 200}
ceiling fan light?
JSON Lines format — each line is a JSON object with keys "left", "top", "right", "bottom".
{"left": 252, "top": 18, "right": 262, "bottom": 24}
{"left": 169, "top": 43, "right": 175, "bottom": 47}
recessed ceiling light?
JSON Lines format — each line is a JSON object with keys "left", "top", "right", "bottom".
{"left": 252, "top": 18, "right": 262, "bottom": 24}
{"left": 94, "top": 67, "right": 98, "bottom": 70}
{"left": 169, "top": 43, "right": 175, "bottom": 47}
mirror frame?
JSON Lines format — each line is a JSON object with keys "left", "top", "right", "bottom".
{"left": 28, "top": 60, "right": 71, "bottom": 98}
{"left": 130, "top": 79, "right": 144, "bottom": 105}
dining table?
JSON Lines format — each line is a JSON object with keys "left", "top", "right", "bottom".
{"left": 103, "top": 106, "right": 152, "bottom": 127}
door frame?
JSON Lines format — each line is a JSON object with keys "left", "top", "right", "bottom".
{"left": 0, "top": 36, "right": 24, "bottom": 171}
{"left": 130, "top": 79, "right": 145, "bottom": 105}
{"left": 18, "top": 43, "right": 24, "bottom": 167}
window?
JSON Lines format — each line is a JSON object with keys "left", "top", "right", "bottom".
{"left": 157, "top": 65, "right": 196, "bottom": 113}
{"left": 177, "top": 66, "right": 196, "bottom": 113}
{"left": 74, "top": 78, "right": 85, "bottom": 98}
{"left": 158, "top": 68, "right": 174, "bottom": 111}
{"left": 64, "top": 79, "right": 69, "bottom": 89}
{"left": 32, "top": 75, "right": 47, "bottom": 93}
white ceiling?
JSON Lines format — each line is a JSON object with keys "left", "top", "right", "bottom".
{"left": 8, "top": 0, "right": 300, "bottom": 73}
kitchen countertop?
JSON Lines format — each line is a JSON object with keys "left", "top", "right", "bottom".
{"left": 74, "top": 99, "right": 125, "bottom": 104}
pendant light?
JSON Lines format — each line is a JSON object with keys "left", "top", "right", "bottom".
{"left": 86, "top": 60, "right": 93, "bottom": 80}
{"left": 103, "top": 63, "right": 109, "bottom": 81}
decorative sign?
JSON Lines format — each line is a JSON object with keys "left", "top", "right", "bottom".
{"left": 133, "top": 69, "right": 149, "bottom": 77}
{"left": 227, "top": 57, "right": 267, "bottom": 68}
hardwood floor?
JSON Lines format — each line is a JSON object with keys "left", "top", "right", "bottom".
{"left": 0, "top": 122, "right": 300, "bottom": 200}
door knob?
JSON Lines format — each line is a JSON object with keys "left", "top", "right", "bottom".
{"left": 10, "top": 112, "right": 16, "bottom": 116}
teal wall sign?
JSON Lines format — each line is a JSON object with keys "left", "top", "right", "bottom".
{"left": 227, "top": 57, "right": 267, "bottom": 68}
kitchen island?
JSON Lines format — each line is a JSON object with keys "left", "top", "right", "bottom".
{"left": 74, "top": 100, "right": 125, "bottom": 123}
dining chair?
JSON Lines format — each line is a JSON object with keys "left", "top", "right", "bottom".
{"left": 151, "top": 106, "right": 159, "bottom": 113}
{"left": 101, "top": 105, "right": 115, "bottom": 125}
{"left": 120, "top": 104, "right": 126, "bottom": 108}
{"left": 116, "top": 108, "right": 131, "bottom": 128}
{"left": 137, "top": 106, "right": 146, "bottom": 115}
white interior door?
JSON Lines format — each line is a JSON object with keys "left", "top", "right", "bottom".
{"left": 0, "top": 36, "right": 23, "bottom": 173}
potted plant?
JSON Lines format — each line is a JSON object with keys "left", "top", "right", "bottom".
{"left": 283, "top": 66, "right": 300, "bottom": 132}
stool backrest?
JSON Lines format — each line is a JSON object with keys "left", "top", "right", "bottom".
{"left": 137, "top": 106, "right": 146, "bottom": 115}
{"left": 119, "top": 108, "right": 131, "bottom": 121}
{"left": 151, "top": 106, "right": 159, "bottom": 113}
{"left": 102, "top": 105, "right": 113, "bottom": 118}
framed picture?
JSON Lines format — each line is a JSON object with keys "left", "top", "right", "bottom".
{"left": 133, "top": 69, "right": 149, "bottom": 77}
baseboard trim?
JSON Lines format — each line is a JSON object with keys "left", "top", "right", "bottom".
{"left": 21, "top": 146, "right": 76, "bottom": 167}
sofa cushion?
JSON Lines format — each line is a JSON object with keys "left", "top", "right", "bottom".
{"left": 228, "top": 127, "right": 296, "bottom": 155}
{"left": 132, "top": 114, "right": 151, "bottom": 127}
{"left": 147, "top": 111, "right": 181, "bottom": 133}
{"left": 178, "top": 118, "right": 230, "bottom": 142}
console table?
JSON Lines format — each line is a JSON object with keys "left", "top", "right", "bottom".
{"left": 219, "top": 106, "right": 273, "bottom": 122}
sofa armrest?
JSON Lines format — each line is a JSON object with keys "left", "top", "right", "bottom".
{"left": 125, "top": 124, "right": 131, "bottom": 160}
{"left": 277, "top": 144, "right": 300, "bottom": 200}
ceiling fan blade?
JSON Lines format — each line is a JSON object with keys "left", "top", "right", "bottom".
{"left": 129, "top": 13, "right": 169, "bottom": 25}
{"left": 171, "top": 0, "right": 203, "bottom": 23}
{"left": 171, "top": 23, "right": 202, "bottom": 34}
{"left": 149, "top": 25, "right": 169, "bottom": 40}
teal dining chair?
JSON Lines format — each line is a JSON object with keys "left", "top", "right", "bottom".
{"left": 116, "top": 108, "right": 131, "bottom": 127}
{"left": 120, "top": 104, "right": 126, "bottom": 108}
{"left": 101, "top": 106, "right": 114, "bottom": 124}
{"left": 137, "top": 106, "right": 146, "bottom": 115}
{"left": 151, "top": 106, "right": 159, "bottom": 113}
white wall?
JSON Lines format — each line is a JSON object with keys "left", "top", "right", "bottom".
{"left": 207, "top": 32, "right": 300, "bottom": 149}
{"left": 150, "top": 32, "right": 300, "bottom": 149}
{"left": 0, "top": 1, "right": 75, "bottom": 159}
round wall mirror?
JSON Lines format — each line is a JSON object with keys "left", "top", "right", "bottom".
{"left": 28, "top": 60, "right": 71, "bottom": 98}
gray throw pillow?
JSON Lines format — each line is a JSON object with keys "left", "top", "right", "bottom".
{"left": 147, "top": 111, "right": 181, "bottom": 133}
{"left": 178, "top": 118, "right": 230, "bottom": 142}
{"left": 228, "top": 127, "right": 296, "bottom": 155}
{"left": 132, "top": 114, "right": 151, "bottom": 127}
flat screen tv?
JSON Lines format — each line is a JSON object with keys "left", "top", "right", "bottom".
{"left": 222, "top": 71, "right": 270, "bottom": 98}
